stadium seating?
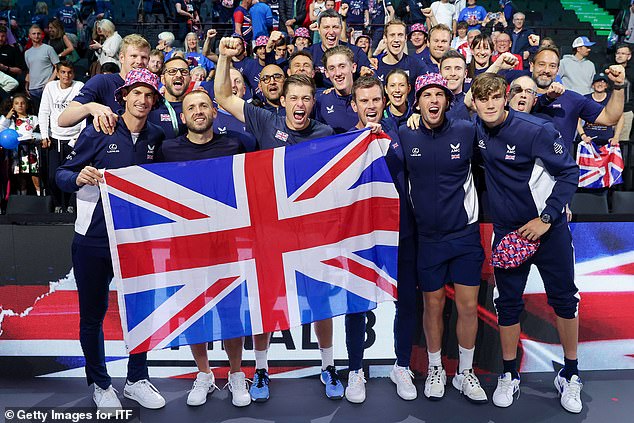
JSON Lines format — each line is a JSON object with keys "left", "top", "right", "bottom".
{"left": 571, "top": 192, "right": 610, "bottom": 214}
{"left": 611, "top": 191, "right": 634, "bottom": 213}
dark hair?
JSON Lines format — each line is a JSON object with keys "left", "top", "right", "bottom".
{"left": 282, "top": 74, "right": 316, "bottom": 97}
{"left": 1, "top": 92, "right": 33, "bottom": 116}
{"left": 532, "top": 46, "right": 561, "bottom": 63}
{"left": 616, "top": 43, "right": 632, "bottom": 54}
{"left": 467, "top": 33, "right": 494, "bottom": 79}
{"left": 317, "top": 8, "right": 342, "bottom": 27}
{"left": 0, "top": 25, "right": 7, "bottom": 34}
{"left": 352, "top": 76, "right": 383, "bottom": 102}
{"left": 456, "top": 21, "right": 469, "bottom": 31}
{"left": 322, "top": 45, "right": 354, "bottom": 68}
{"left": 441, "top": 49, "right": 467, "bottom": 67}
{"left": 181, "top": 89, "right": 213, "bottom": 105}
{"left": 56, "top": 60, "right": 75, "bottom": 71}
{"left": 100, "top": 62, "right": 120, "bottom": 74}
{"left": 289, "top": 49, "right": 313, "bottom": 64}
{"left": 385, "top": 68, "right": 410, "bottom": 86}
{"left": 163, "top": 55, "right": 189, "bottom": 69}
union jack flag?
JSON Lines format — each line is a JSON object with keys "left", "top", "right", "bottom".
{"left": 99, "top": 130, "right": 400, "bottom": 354}
{"left": 577, "top": 142, "right": 624, "bottom": 188}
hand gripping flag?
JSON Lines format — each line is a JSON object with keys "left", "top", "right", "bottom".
{"left": 100, "top": 129, "right": 400, "bottom": 353}
{"left": 577, "top": 142, "right": 624, "bottom": 189}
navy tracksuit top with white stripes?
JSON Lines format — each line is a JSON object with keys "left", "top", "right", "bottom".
{"left": 56, "top": 120, "right": 165, "bottom": 247}
{"left": 399, "top": 117, "right": 479, "bottom": 241}
{"left": 475, "top": 109, "right": 578, "bottom": 233}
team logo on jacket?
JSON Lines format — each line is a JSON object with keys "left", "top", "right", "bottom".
{"left": 478, "top": 139, "right": 486, "bottom": 149}
{"left": 553, "top": 142, "right": 564, "bottom": 155}
{"left": 147, "top": 144, "right": 155, "bottom": 160}
{"left": 505, "top": 144, "right": 516, "bottom": 160}
{"left": 275, "top": 130, "right": 289, "bottom": 142}
{"left": 450, "top": 143, "right": 460, "bottom": 159}
{"left": 326, "top": 105, "right": 335, "bottom": 114}
{"left": 217, "top": 126, "right": 227, "bottom": 134}
{"left": 411, "top": 147, "right": 421, "bottom": 157}
{"left": 107, "top": 143, "right": 119, "bottom": 154}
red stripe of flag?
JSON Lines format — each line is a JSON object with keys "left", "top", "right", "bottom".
{"left": 105, "top": 172, "right": 209, "bottom": 220}
{"left": 321, "top": 256, "right": 398, "bottom": 299}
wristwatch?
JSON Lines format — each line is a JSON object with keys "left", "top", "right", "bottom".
{"left": 540, "top": 213, "right": 552, "bottom": 224}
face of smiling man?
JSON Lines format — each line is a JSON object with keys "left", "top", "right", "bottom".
{"left": 162, "top": 58, "right": 192, "bottom": 102}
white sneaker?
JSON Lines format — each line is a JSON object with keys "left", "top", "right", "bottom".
{"left": 389, "top": 364, "right": 417, "bottom": 400}
{"left": 492, "top": 372, "right": 520, "bottom": 408}
{"left": 424, "top": 366, "right": 446, "bottom": 400}
{"left": 554, "top": 371, "right": 583, "bottom": 413}
{"left": 345, "top": 370, "right": 366, "bottom": 403}
{"left": 93, "top": 385, "right": 122, "bottom": 409}
{"left": 227, "top": 371, "right": 251, "bottom": 407}
{"left": 187, "top": 371, "right": 216, "bottom": 406}
{"left": 452, "top": 369, "right": 488, "bottom": 404}
{"left": 123, "top": 379, "right": 166, "bottom": 409}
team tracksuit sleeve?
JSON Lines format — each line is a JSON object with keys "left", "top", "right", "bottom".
{"left": 530, "top": 123, "right": 579, "bottom": 222}
{"left": 55, "top": 127, "right": 96, "bottom": 193}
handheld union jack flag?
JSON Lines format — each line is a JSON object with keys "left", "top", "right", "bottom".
{"left": 100, "top": 129, "right": 400, "bottom": 354}
{"left": 577, "top": 142, "right": 624, "bottom": 189}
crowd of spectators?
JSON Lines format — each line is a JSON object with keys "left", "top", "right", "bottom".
{"left": 0, "top": 0, "right": 631, "bottom": 215}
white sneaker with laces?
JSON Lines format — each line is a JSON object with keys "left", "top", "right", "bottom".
{"left": 345, "top": 369, "right": 366, "bottom": 403}
{"left": 227, "top": 371, "right": 251, "bottom": 407}
{"left": 452, "top": 369, "right": 488, "bottom": 404}
{"left": 123, "top": 379, "right": 166, "bottom": 409}
{"left": 554, "top": 372, "right": 583, "bottom": 414}
{"left": 424, "top": 366, "right": 446, "bottom": 400}
{"left": 93, "top": 385, "right": 122, "bottom": 409}
{"left": 492, "top": 372, "right": 520, "bottom": 408}
{"left": 389, "top": 364, "right": 417, "bottom": 400}
{"left": 187, "top": 371, "right": 216, "bottom": 406}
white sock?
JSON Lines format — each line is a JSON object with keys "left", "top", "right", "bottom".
{"left": 254, "top": 349, "right": 268, "bottom": 370}
{"left": 320, "top": 346, "right": 334, "bottom": 370}
{"left": 458, "top": 345, "right": 475, "bottom": 373}
{"left": 428, "top": 349, "right": 442, "bottom": 367}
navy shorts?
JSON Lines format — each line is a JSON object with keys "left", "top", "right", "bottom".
{"left": 417, "top": 230, "right": 485, "bottom": 292}
{"left": 493, "top": 223, "right": 579, "bottom": 326}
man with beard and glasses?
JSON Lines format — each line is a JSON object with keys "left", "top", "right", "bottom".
{"left": 214, "top": 37, "right": 338, "bottom": 402}
{"left": 258, "top": 64, "right": 286, "bottom": 116}
{"left": 346, "top": 76, "right": 419, "bottom": 403}
{"left": 374, "top": 20, "right": 425, "bottom": 105}
{"left": 471, "top": 73, "right": 581, "bottom": 413}
{"left": 531, "top": 46, "right": 625, "bottom": 151}
{"left": 148, "top": 56, "right": 190, "bottom": 138}
{"left": 399, "top": 73, "right": 487, "bottom": 405}
{"left": 159, "top": 89, "right": 251, "bottom": 408}
{"left": 315, "top": 46, "right": 360, "bottom": 133}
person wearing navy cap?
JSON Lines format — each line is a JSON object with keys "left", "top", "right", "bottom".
{"left": 399, "top": 73, "right": 487, "bottom": 404}
{"left": 577, "top": 73, "right": 622, "bottom": 147}
{"left": 56, "top": 68, "right": 166, "bottom": 410}
{"left": 471, "top": 73, "right": 582, "bottom": 413}
{"left": 558, "top": 36, "right": 597, "bottom": 95}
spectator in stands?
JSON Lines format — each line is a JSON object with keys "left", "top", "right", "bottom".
{"left": 39, "top": 60, "right": 84, "bottom": 213}
{"left": 457, "top": 0, "right": 487, "bottom": 32}
{"left": 56, "top": 0, "right": 80, "bottom": 35}
{"left": 409, "top": 23, "right": 428, "bottom": 61}
{"left": 175, "top": 0, "right": 201, "bottom": 42}
{"left": 498, "top": 0, "right": 514, "bottom": 22}
{"left": 251, "top": 0, "right": 274, "bottom": 39}
{"left": 492, "top": 32, "right": 521, "bottom": 70}
{"left": 233, "top": 0, "right": 254, "bottom": 44}
{"left": 31, "top": 2, "right": 50, "bottom": 33}
{"left": 293, "top": 26, "right": 311, "bottom": 51}
{"left": 613, "top": 44, "right": 634, "bottom": 142}
{"left": 400, "top": 0, "right": 427, "bottom": 25}
{"left": 95, "top": 0, "right": 114, "bottom": 20}
{"left": 48, "top": 20, "right": 78, "bottom": 63}
{"left": 140, "top": 0, "right": 172, "bottom": 23}
{"left": 309, "top": 0, "right": 328, "bottom": 44}
{"left": 355, "top": 33, "right": 371, "bottom": 58}
{"left": 201, "top": 28, "right": 219, "bottom": 63}
{"left": 345, "top": 0, "right": 370, "bottom": 34}
{"left": 281, "top": 0, "right": 307, "bottom": 36}
{"left": 612, "top": 0, "right": 634, "bottom": 48}
{"left": 148, "top": 49, "right": 165, "bottom": 75}
{"left": 369, "top": 0, "right": 394, "bottom": 50}
{"left": 430, "top": 0, "right": 455, "bottom": 32}
{"left": 157, "top": 32, "right": 176, "bottom": 58}
{"left": 0, "top": 68, "right": 17, "bottom": 100}
{"left": 100, "top": 62, "right": 119, "bottom": 74}
{"left": 578, "top": 73, "right": 622, "bottom": 147}
{"left": 25, "top": 25, "right": 59, "bottom": 102}
{"left": 0, "top": 27, "right": 22, "bottom": 87}
{"left": 506, "top": 12, "right": 532, "bottom": 64}
{"left": 558, "top": 36, "right": 596, "bottom": 96}
{"left": 0, "top": 93, "right": 41, "bottom": 196}
{"left": 90, "top": 19, "right": 122, "bottom": 68}
{"left": 466, "top": 33, "right": 493, "bottom": 79}
{"left": 183, "top": 32, "right": 215, "bottom": 74}
{"left": 452, "top": 21, "right": 468, "bottom": 49}
{"left": 453, "top": 0, "right": 466, "bottom": 22}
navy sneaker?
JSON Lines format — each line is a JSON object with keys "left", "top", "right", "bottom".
{"left": 249, "top": 368, "right": 270, "bottom": 402}
{"left": 320, "top": 365, "right": 344, "bottom": 400}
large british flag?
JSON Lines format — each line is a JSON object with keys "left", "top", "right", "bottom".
{"left": 577, "top": 142, "right": 624, "bottom": 188}
{"left": 98, "top": 129, "right": 400, "bottom": 354}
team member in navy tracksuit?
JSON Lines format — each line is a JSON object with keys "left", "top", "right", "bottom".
{"left": 214, "top": 36, "right": 342, "bottom": 402}
{"left": 471, "top": 73, "right": 582, "bottom": 413}
{"left": 399, "top": 73, "right": 488, "bottom": 404}
{"left": 343, "top": 76, "right": 419, "bottom": 403}
{"left": 56, "top": 68, "right": 166, "bottom": 410}
{"left": 148, "top": 56, "right": 190, "bottom": 139}
{"left": 314, "top": 46, "right": 360, "bottom": 134}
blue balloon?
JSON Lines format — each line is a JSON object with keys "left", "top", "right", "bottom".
{"left": 0, "top": 128, "right": 19, "bottom": 150}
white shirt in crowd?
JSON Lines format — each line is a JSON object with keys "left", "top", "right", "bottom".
{"left": 431, "top": 1, "right": 456, "bottom": 29}
{"left": 38, "top": 79, "right": 85, "bottom": 141}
